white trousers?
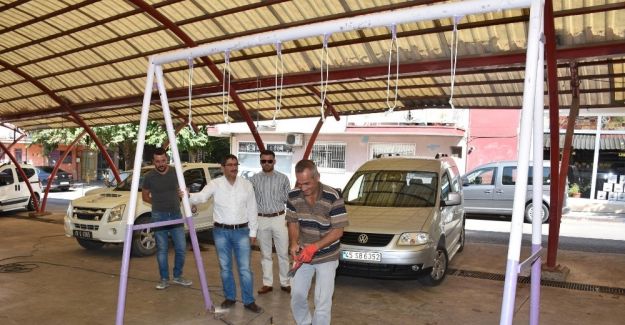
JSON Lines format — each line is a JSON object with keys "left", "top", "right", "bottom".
{"left": 257, "top": 214, "right": 290, "bottom": 287}
{"left": 290, "top": 260, "right": 339, "bottom": 325}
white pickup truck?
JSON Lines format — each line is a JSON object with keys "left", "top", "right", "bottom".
{"left": 64, "top": 163, "right": 222, "bottom": 256}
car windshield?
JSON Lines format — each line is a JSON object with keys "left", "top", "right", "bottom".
{"left": 114, "top": 168, "right": 151, "bottom": 191}
{"left": 343, "top": 170, "right": 438, "bottom": 207}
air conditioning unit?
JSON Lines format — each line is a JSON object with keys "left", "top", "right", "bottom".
{"left": 286, "top": 133, "right": 304, "bottom": 146}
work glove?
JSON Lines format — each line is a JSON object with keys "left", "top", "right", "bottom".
{"left": 296, "top": 244, "right": 319, "bottom": 263}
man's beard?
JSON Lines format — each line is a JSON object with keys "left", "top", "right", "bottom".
{"left": 156, "top": 165, "right": 167, "bottom": 172}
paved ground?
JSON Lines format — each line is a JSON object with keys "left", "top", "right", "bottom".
{"left": 1, "top": 186, "right": 622, "bottom": 324}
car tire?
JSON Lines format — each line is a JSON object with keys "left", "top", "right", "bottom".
{"left": 131, "top": 216, "right": 157, "bottom": 257}
{"left": 26, "top": 193, "right": 39, "bottom": 211}
{"left": 418, "top": 247, "right": 448, "bottom": 286}
{"left": 76, "top": 238, "right": 105, "bottom": 250}
{"left": 524, "top": 202, "right": 549, "bottom": 223}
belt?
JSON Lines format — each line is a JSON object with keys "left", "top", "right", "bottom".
{"left": 214, "top": 222, "right": 248, "bottom": 229}
{"left": 258, "top": 210, "right": 285, "bottom": 217}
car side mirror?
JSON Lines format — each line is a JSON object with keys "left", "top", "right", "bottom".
{"left": 441, "top": 192, "right": 462, "bottom": 206}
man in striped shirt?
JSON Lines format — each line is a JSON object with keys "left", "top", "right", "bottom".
{"left": 250, "top": 150, "right": 292, "bottom": 295}
{"left": 286, "top": 159, "right": 348, "bottom": 325}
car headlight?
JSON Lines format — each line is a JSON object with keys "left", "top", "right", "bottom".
{"left": 397, "top": 232, "right": 430, "bottom": 246}
{"left": 107, "top": 204, "right": 126, "bottom": 223}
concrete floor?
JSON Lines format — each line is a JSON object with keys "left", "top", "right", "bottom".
{"left": 1, "top": 213, "right": 625, "bottom": 325}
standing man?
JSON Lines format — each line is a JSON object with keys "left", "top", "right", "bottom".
{"left": 189, "top": 154, "right": 262, "bottom": 313}
{"left": 142, "top": 147, "right": 192, "bottom": 290}
{"left": 286, "top": 160, "right": 348, "bottom": 325}
{"left": 250, "top": 150, "right": 291, "bottom": 295}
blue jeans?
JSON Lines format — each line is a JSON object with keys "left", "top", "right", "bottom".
{"left": 213, "top": 227, "right": 254, "bottom": 305}
{"left": 152, "top": 210, "right": 186, "bottom": 280}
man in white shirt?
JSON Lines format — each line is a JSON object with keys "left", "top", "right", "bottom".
{"left": 189, "top": 154, "right": 262, "bottom": 313}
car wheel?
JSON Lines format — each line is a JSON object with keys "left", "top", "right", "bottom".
{"left": 418, "top": 247, "right": 448, "bottom": 286}
{"left": 27, "top": 194, "right": 39, "bottom": 211}
{"left": 131, "top": 216, "right": 157, "bottom": 257}
{"left": 524, "top": 202, "right": 549, "bottom": 223}
{"left": 76, "top": 238, "right": 105, "bottom": 250}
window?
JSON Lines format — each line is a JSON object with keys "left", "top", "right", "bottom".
{"left": 343, "top": 170, "right": 437, "bottom": 207}
{"left": 14, "top": 149, "right": 22, "bottom": 163}
{"left": 17, "top": 168, "right": 36, "bottom": 182}
{"left": 60, "top": 151, "right": 72, "bottom": 164}
{"left": 502, "top": 166, "right": 551, "bottom": 185}
{"left": 184, "top": 168, "right": 206, "bottom": 193}
{"left": 440, "top": 173, "right": 451, "bottom": 201}
{"left": 311, "top": 143, "right": 345, "bottom": 170}
{"left": 465, "top": 167, "right": 496, "bottom": 185}
{"left": 0, "top": 168, "right": 14, "bottom": 186}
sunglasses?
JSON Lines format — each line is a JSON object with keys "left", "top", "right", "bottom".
{"left": 260, "top": 159, "right": 274, "bottom": 164}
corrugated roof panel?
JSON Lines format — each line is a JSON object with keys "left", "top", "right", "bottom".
{"left": 2, "top": 31, "right": 30, "bottom": 49}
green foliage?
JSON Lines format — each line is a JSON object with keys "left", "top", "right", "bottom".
{"left": 28, "top": 128, "right": 84, "bottom": 155}
{"left": 568, "top": 183, "right": 580, "bottom": 196}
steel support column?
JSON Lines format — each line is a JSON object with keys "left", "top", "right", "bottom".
{"left": 544, "top": 0, "right": 562, "bottom": 268}
{"left": 38, "top": 130, "right": 87, "bottom": 214}
{"left": 129, "top": 0, "right": 265, "bottom": 151}
{"left": 0, "top": 58, "right": 122, "bottom": 184}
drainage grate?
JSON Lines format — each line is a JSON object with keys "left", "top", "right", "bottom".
{"left": 448, "top": 268, "right": 625, "bottom": 296}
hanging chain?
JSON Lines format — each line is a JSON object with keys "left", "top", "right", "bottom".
{"left": 319, "top": 34, "right": 331, "bottom": 121}
{"left": 272, "top": 42, "right": 284, "bottom": 126}
{"left": 449, "top": 16, "right": 462, "bottom": 110}
{"left": 187, "top": 58, "right": 195, "bottom": 135}
{"left": 222, "top": 50, "right": 231, "bottom": 123}
{"left": 386, "top": 24, "right": 399, "bottom": 113}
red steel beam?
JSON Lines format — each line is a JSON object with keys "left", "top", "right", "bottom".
{"left": 0, "top": 58, "right": 122, "bottom": 183}
{"left": 545, "top": 0, "right": 562, "bottom": 269}
{"left": 128, "top": 0, "right": 266, "bottom": 151}
{"left": 39, "top": 130, "right": 87, "bottom": 214}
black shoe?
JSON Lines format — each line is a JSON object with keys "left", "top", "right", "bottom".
{"left": 220, "top": 299, "right": 236, "bottom": 309}
{"left": 280, "top": 286, "right": 291, "bottom": 294}
{"left": 244, "top": 302, "right": 263, "bottom": 313}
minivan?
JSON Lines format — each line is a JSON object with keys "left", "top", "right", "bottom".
{"left": 338, "top": 156, "right": 465, "bottom": 285}
{"left": 0, "top": 162, "right": 42, "bottom": 212}
{"left": 462, "top": 161, "right": 568, "bottom": 223}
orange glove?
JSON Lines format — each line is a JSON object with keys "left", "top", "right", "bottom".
{"left": 296, "top": 244, "right": 319, "bottom": 263}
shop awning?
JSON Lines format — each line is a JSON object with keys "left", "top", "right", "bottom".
{"left": 544, "top": 134, "right": 625, "bottom": 150}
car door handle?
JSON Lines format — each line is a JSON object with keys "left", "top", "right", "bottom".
{"left": 495, "top": 190, "right": 504, "bottom": 194}
{"left": 484, "top": 190, "right": 492, "bottom": 193}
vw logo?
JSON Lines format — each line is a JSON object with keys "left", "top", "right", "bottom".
{"left": 357, "top": 233, "right": 369, "bottom": 244}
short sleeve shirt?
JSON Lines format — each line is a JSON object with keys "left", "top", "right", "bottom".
{"left": 286, "top": 183, "right": 348, "bottom": 264}
{"left": 142, "top": 167, "right": 180, "bottom": 213}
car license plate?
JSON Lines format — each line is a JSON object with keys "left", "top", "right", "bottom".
{"left": 73, "top": 230, "right": 92, "bottom": 239}
{"left": 341, "top": 250, "right": 381, "bottom": 262}
{"left": 60, "top": 181, "right": 69, "bottom": 185}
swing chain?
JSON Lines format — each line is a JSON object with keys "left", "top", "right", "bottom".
{"left": 319, "top": 34, "right": 331, "bottom": 122}
{"left": 386, "top": 24, "right": 399, "bottom": 114}
{"left": 449, "top": 16, "right": 462, "bottom": 110}
{"left": 187, "top": 58, "right": 195, "bottom": 135}
{"left": 222, "top": 50, "right": 231, "bottom": 123}
{"left": 272, "top": 41, "right": 284, "bottom": 126}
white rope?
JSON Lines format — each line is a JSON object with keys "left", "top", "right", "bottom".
{"left": 187, "top": 58, "right": 195, "bottom": 135}
{"left": 221, "top": 50, "right": 231, "bottom": 124}
{"left": 319, "top": 34, "right": 331, "bottom": 122}
{"left": 272, "top": 42, "right": 284, "bottom": 126}
{"left": 448, "top": 16, "right": 462, "bottom": 110}
{"left": 385, "top": 24, "right": 399, "bottom": 114}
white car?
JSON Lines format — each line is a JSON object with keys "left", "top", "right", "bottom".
{"left": 0, "top": 162, "right": 42, "bottom": 212}
{"left": 64, "top": 163, "right": 222, "bottom": 256}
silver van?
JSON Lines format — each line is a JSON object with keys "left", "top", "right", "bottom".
{"left": 338, "top": 156, "right": 465, "bottom": 285}
{"left": 462, "top": 161, "right": 567, "bottom": 223}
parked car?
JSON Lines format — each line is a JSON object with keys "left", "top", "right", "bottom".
{"left": 35, "top": 166, "right": 73, "bottom": 191}
{"left": 462, "top": 160, "right": 569, "bottom": 223}
{"left": 0, "top": 162, "right": 42, "bottom": 212}
{"left": 64, "top": 163, "right": 222, "bottom": 257}
{"left": 338, "top": 156, "right": 465, "bottom": 285}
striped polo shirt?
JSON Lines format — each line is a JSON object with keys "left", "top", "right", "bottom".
{"left": 286, "top": 183, "right": 348, "bottom": 264}
{"left": 249, "top": 170, "right": 291, "bottom": 214}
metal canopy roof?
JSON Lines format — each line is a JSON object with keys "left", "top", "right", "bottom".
{"left": 0, "top": 0, "right": 624, "bottom": 131}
